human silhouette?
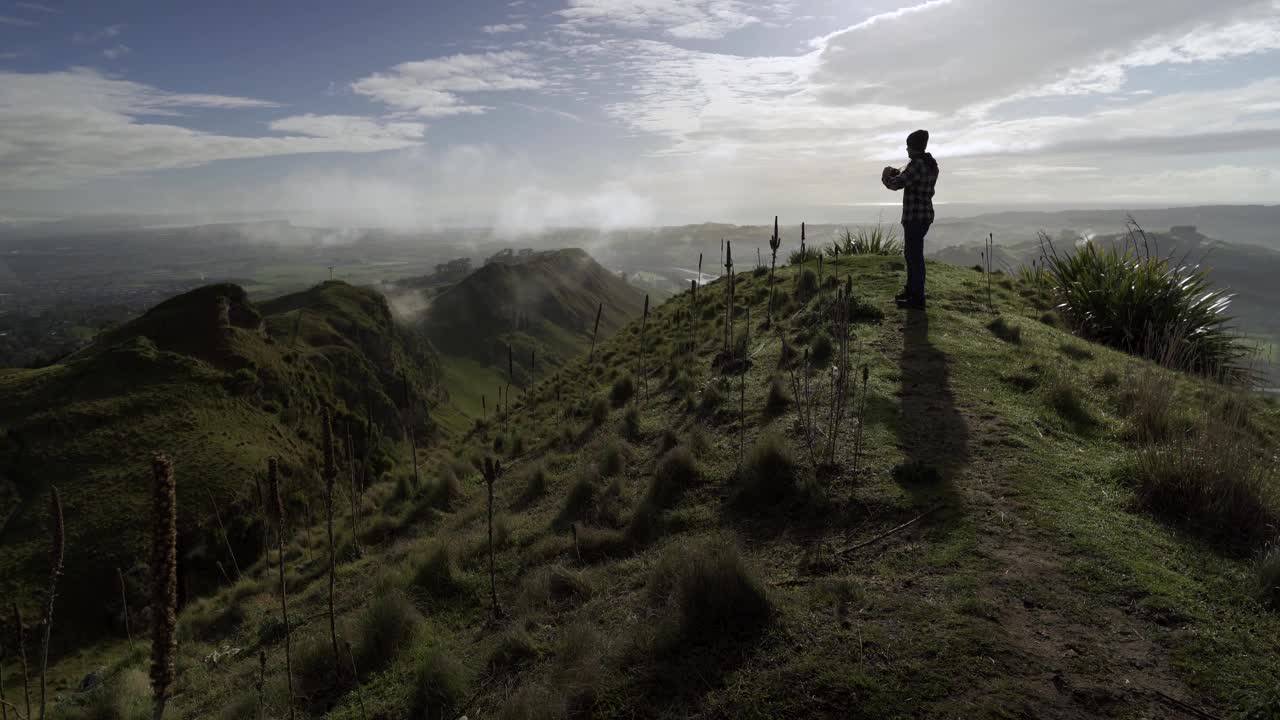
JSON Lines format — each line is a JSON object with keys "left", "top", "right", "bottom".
{"left": 881, "top": 129, "right": 939, "bottom": 309}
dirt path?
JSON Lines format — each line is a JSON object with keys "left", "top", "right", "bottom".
{"left": 874, "top": 309, "right": 1202, "bottom": 719}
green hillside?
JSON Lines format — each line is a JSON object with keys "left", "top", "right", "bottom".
{"left": 420, "top": 248, "right": 645, "bottom": 432}
{"left": 0, "top": 280, "right": 439, "bottom": 647}
{"left": 6, "top": 254, "right": 1280, "bottom": 719}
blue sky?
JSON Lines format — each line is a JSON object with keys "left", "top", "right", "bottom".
{"left": 2, "top": 0, "right": 1279, "bottom": 228}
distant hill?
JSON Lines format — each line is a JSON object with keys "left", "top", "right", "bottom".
{"left": 417, "top": 248, "right": 645, "bottom": 429}
{"left": 0, "top": 280, "right": 439, "bottom": 647}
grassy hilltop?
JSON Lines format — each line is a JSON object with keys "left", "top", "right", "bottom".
{"left": 419, "top": 248, "right": 645, "bottom": 433}
{"left": 4, "top": 250, "right": 1279, "bottom": 719}
{"left": 0, "top": 280, "right": 439, "bottom": 647}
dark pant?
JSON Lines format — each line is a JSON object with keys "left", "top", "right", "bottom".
{"left": 903, "top": 220, "right": 931, "bottom": 298}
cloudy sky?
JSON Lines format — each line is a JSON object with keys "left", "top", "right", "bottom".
{"left": 1, "top": 0, "right": 1278, "bottom": 228}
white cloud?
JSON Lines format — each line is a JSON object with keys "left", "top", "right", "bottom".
{"left": 102, "top": 44, "right": 130, "bottom": 59}
{"left": 0, "top": 14, "right": 36, "bottom": 26}
{"left": 16, "top": 2, "right": 59, "bottom": 12}
{"left": 351, "top": 51, "right": 543, "bottom": 117}
{"left": 0, "top": 69, "right": 424, "bottom": 189}
{"left": 482, "top": 23, "right": 527, "bottom": 33}
{"left": 73, "top": 23, "right": 124, "bottom": 43}
{"left": 809, "top": 0, "right": 1277, "bottom": 113}
{"left": 556, "top": 0, "right": 782, "bottom": 39}
{"left": 268, "top": 114, "right": 426, "bottom": 143}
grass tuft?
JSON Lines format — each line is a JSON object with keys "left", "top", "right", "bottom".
{"left": 407, "top": 644, "right": 470, "bottom": 720}
{"left": 647, "top": 540, "right": 772, "bottom": 650}
{"left": 411, "top": 543, "right": 465, "bottom": 600}
{"left": 987, "top": 316, "right": 1022, "bottom": 344}
{"left": 735, "top": 434, "right": 798, "bottom": 507}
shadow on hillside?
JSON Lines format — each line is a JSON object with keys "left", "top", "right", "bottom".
{"left": 894, "top": 309, "right": 968, "bottom": 512}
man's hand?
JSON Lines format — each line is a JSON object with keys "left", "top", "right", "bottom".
{"left": 882, "top": 166, "right": 900, "bottom": 179}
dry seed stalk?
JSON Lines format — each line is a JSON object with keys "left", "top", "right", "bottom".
{"left": 767, "top": 216, "right": 781, "bottom": 323}
{"left": 589, "top": 302, "right": 603, "bottom": 363}
{"left": 322, "top": 409, "right": 339, "bottom": 666}
{"left": 401, "top": 373, "right": 420, "bottom": 491}
{"left": 207, "top": 489, "right": 242, "bottom": 580}
{"left": 149, "top": 456, "right": 177, "bottom": 720}
{"left": 38, "top": 486, "right": 63, "bottom": 720}
{"left": 12, "top": 603, "right": 29, "bottom": 720}
{"left": 267, "top": 457, "right": 296, "bottom": 720}
{"left": 482, "top": 457, "right": 503, "bottom": 617}
{"left": 344, "top": 422, "right": 362, "bottom": 557}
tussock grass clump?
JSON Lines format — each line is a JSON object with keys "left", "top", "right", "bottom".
{"left": 658, "top": 427, "right": 680, "bottom": 454}
{"left": 407, "top": 644, "right": 469, "bottom": 720}
{"left": 599, "top": 439, "right": 627, "bottom": 477}
{"left": 1059, "top": 342, "right": 1094, "bottom": 360}
{"left": 516, "top": 463, "right": 548, "bottom": 506}
{"left": 553, "top": 467, "right": 624, "bottom": 531}
{"left": 1047, "top": 373, "right": 1095, "bottom": 427}
{"left": 411, "top": 543, "right": 465, "bottom": 600}
{"left": 735, "top": 434, "right": 798, "bottom": 506}
{"left": 647, "top": 541, "right": 772, "bottom": 650}
{"left": 987, "top": 316, "right": 1022, "bottom": 344}
{"left": 589, "top": 396, "right": 609, "bottom": 427}
{"left": 486, "top": 627, "right": 541, "bottom": 674}
{"left": 644, "top": 447, "right": 699, "bottom": 511}
{"left": 355, "top": 588, "right": 422, "bottom": 675}
{"left": 1134, "top": 422, "right": 1279, "bottom": 553}
{"left": 1118, "top": 369, "right": 1184, "bottom": 442}
{"left": 609, "top": 374, "right": 635, "bottom": 408}
{"left": 808, "top": 332, "right": 834, "bottom": 368}
{"left": 622, "top": 405, "right": 641, "bottom": 440}
{"left": 699, "top": 380, "right": 725, "bottom": 415}
{"left": 518, "top": 565, "right": 592, "bottom": 614}
{"left": 764, "top": 375, "right": 789, "bottom": 417}
{"left": 293, "top": 633, "right": 347, "bottom": 712}
{"left": 796, "top": 270, "right": 819, "bottom": 299}
{"left": 1040, "top": 311, "right": 1063, "bottom": 328}
{"left": 56, "top": 667, "right": 151, "bottom": 720}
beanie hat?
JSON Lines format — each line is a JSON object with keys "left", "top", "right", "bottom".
{"left": 906, "top": 129, "right": 929, "bottom": 151}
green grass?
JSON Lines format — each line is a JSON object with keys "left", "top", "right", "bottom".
{"left": 11, "top": 250, "right": 1280, "bottom": 720}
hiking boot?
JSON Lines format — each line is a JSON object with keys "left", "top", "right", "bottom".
{"left": 895, "top": 294, "right": 926, "bottom": 309}
{"left": 894, "top": 288, "right": 911, "bottom": 302}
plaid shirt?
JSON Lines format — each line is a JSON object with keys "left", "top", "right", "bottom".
{"left": 882, "top": 152, "right": 939, "bottom": 224}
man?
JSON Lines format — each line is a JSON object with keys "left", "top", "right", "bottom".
{"left": 881, "top": 129, "right": 939, "bottom": 309}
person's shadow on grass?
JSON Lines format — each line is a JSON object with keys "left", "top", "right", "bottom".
{"left": 894, "top": 308, "right": 968, "bottom": 511}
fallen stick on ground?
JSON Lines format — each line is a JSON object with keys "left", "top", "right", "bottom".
{"left": 1146, "top": 688, "right": 1222, "bottom": 720}
{"left": 833, "top": 505, "right": 941, "bottom": 558}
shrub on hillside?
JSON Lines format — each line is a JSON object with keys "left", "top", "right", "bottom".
{"left": 699, "top": 380, "right": 725, "bottom": 415}
{"left": 355, "top": 588, "right": 422, "bottom": 674}
{"left": 646, "top": 540, "right": 772, "bottom": 650}
{"left": 486, "top": 627, "right": 541, "bottom": 675}
{"left": 517, "top": 462, "right": 548, "bottom": 506}
{"left": 56, "top": 668, "right": 151, "bottom": 720}
{"left": 735, "top": 434, "right": 798, "bottom": 506}
{"left": 554, "top": 467, "right": 625, "bottom": 531}
{"left": 827, "top": 224, "right": 902, "bottom": 257}
{"left": 1040, "top": 228, "right": 1246, "bottom": 376}
{"left": 599, "top": 438, "right": 627, "bottom": 477}
{"left": 796, "top": 270, "right": 819, "bottom": 298}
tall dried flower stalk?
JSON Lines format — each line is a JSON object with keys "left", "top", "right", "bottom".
{"left": 589, "top": 302, "right": 603, "bottom": 363}
{"left": 344, "top": 422, "right": 362, "bottom": 557}
{"left": 117, "top": 568, "right": 133, "bottom": 650}
{"left": 322, "top": 409, "right": 339, "bottom": 666}
{"left": 267, "top": 457, "right": 296, "bottom": 720}
{"left": 789, "top": 348, "right": 818, "bottom": 467}
{"left": 12, "top": 603, "right": 29, "bottom": 720}
{"left": 852, "top": 365, "right": 870, "bottom": 479}
{"left": 723, "top": 241, "right": 734, "bottom": 353}
{"left": 38, "top": 486, "right": 63, "bottom": 720}
{"left": 401, "top": 372, "right": 420, "bottom": 491}
{"left": 482, "top": 457, "right": 503, "bottom": 618}
{"left": 767, "top": 216, "right": 781, "bottom": 323}
{"left": 639, "top": 295, "right": 649, "bottom": 404}
{"left": 207, "top": 489, "right": 241, "bottom": 580}
{"left": 149, "top": 457, "right": 177, "bottom": 720}
{"left": 822, "top": 289, "right": 854, "bottom": 465}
